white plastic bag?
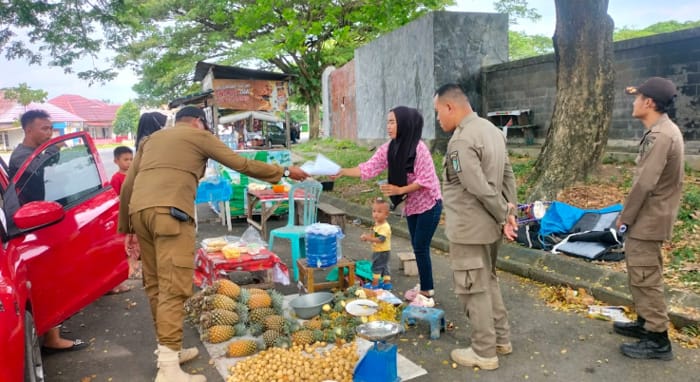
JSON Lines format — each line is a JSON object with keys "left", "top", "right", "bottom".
{"left": 240, "top": 225, "right": 267, "bottom": 247}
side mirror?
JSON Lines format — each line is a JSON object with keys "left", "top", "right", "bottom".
{"left": 13, "top": 201, "right": 64, "bottom": 230}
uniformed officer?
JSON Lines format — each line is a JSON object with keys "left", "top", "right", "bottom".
{"left": 614, "top": 77, "right": 683, "bottom": 361}
{"left": 433, "top": 84, "right": 518, "bottom": 371}
{"left": 118, "top": 106, "right": 308, "bottom": 381}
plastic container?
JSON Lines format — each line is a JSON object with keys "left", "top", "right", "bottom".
{"left": 305, "top": 223, "right": 343, "bottom": 268}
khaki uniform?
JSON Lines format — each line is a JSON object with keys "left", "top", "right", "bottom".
{"left": 620, "top": 114, "right": 684, "bottom": 333}
{"left": 118, "top": 122, "right": 283, "bottom": 350}
{"left": 442, "top": 113, "right": 517, "bottom": 358}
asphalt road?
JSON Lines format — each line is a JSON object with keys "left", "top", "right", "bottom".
{"left": 43, "top": 206, "right": 700, "bottom": 382}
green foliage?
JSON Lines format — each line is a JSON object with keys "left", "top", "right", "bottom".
{"left": 509, "top": 31, "right": 553, "bottom": 60}
{"left": 1, "top": 1, "right": 117, "bottom": 83}
{"left": 493, "top": 0, "right": 541, "bottom": 25}
{"left": 3, "top": 83, "right": 48, "bottom": 106}
{"left": 110, "top": 0, "right": 453, "bottom": 107}
{"left": 614, "top": 20, "right": 700, "bottom": 41}
{"left": 112, "top": 100, "right": 141, "bottom": 136}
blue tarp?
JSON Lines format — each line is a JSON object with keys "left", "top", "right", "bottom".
{"left": 539, "top": 201, "right": 623, "bottom": 237}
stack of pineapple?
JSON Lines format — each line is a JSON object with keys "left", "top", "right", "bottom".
{"left": 185, "top": 279, "right": 344, "bottom": 358}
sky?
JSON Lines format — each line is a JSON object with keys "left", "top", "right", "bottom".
{"left": 0, "top": 0, "right": 698, "bottom": 105}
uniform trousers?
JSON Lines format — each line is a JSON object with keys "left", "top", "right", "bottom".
{"left": 450, "top": 240, "right": 510, "bottom": 358}
{"left": 625, "top": 237, "right": 669, "bottom": 332}
{"left": 131, "top": 206, "right": 196, "bottom": 351}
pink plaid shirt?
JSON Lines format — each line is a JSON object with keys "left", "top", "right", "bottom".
{"left": 358, "top": 140, "right": 442, "bottom": 216}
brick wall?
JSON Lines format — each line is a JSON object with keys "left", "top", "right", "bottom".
{"left": 483, "top": 27, "right": 700, "bottom": 152}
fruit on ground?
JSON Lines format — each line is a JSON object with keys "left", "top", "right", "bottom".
{"left": 201, "top": 325, "right": 235, "bottom": 343}
{"left": 200, "top": 309, "right": 239, "bottom": 328}
{"left": 215, "top": 279, "right": 241, "bottom": 299}
{"left": 226, "top": 339, "right": 260, "bottom": 357}
{"left": 291, "top": 329, "right": 315, "bottom": 346}
{"left": 247, "top": 292, "right": 272, "bottom": 309}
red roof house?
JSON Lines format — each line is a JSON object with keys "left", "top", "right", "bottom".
{"left": 48, "top": 94, "right": 121, "bottom": 139}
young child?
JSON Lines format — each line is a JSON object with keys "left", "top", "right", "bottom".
{"left": 110, "top": 146, "right": 140, "bottom": 291}
{"left": 361, "top": 198, "right": 392, "bottom": 290}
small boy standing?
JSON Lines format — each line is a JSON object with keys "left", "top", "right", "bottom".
{"left": 361, "top": 198, "right": 392, "bottom": 290}
{"left": 110, "top": 146, "right": 140, "bottom": 288}
{"left": 110, "top": 146, "right": 133, "bottom": 195}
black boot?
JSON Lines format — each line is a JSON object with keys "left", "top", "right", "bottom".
{"left": 620, "top": 331, "right": 673, "bottom": 361}
{"left": 613, "top": 316, "right": 648, "bottom": 339}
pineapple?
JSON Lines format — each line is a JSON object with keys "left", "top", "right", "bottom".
{"left": 247, "top": 292, "right": 272, "bottom": 309}
{"left": 201, "top": 325, "right": 236, "bottom": 343}
{"left": 268, "top": 289, "right": 285, "bottom": 313}
{"left": 214, "top": 279, "right": 241, "bottom": 299}
{"left": 246, "top": 287, "right": 267, "bottom": 295}
{"left": 203, "top": 294, "right": 237, "bottom": 311}
{"left": 249, "top": 307, "right": 276, "bottom": 325}
{"left": 248, "top": 322, "right": 265, "bottom": 337}
{"left": 226, "top": 339, "right": 261, "bottom": 358}
{"left": 291, "top": 329, "right": 315, "bottom": 346}
{"left": 273, "top": 336, "right": 292, "bottom": 349}
{"left": 263, "top": 315, "right": 286, "bottom": 332}
{"left": 262, "top": 329, "right": 281, "bottom": 348}
{"left": 303, "top": 317, "right": 323, "bottom": 331}
{"left": 200, "top": 309, "right": 239, "bottom": 328}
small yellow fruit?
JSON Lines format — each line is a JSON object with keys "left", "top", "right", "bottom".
{"left": 322, "top": 304, "right": 331, "bottom": 312}
{"left": 340, "top": 300, "right": 346, "bottom": 307}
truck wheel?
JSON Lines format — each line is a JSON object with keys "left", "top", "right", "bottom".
{"left": 24, "top": 312, "right": 45, "bottom": 382}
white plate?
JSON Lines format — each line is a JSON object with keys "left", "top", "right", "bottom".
{"left": 345, "top": 299, "right": 379, "bottom": 317}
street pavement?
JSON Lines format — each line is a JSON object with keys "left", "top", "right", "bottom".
{"left": 43, "top": 203, "right": 700, "bottom": 382}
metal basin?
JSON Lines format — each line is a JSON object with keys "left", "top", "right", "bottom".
{"left": 356, "top": 320, "right": 402, "bottom": 342}
{"left": 289, "top": 292, "right": 334, "bottom": 319}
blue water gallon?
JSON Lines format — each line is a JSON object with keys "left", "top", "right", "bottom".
{"left": 305, "top": 223, "right": 341, "bottom": 267}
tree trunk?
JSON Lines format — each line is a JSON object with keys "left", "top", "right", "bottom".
{"left": 528, "top": 0, "right": 615, "bottom": 200}
{"left": 308, "top": 102, "right": 320, "bottom": 139}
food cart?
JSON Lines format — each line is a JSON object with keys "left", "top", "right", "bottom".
{"left": 170, "top": 62, "right": 296, "bottom": 219}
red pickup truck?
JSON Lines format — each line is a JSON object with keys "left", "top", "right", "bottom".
{"left": 0, "top": 132, "right": 127, "bottom": 382}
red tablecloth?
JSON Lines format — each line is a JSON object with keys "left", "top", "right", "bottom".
{"left": 194, "top": 247, "right": 289, "bottom": 287}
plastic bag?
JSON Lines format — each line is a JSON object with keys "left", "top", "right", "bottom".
{"left": 240, "top": 226, "right": 267, "bottom": 247}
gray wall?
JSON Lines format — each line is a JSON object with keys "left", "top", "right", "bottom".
{"left": 354, "top": 11, "right": 508, "bottom": 147}
{"left": 483, "top": 27, "right": 700, "bottom": 151}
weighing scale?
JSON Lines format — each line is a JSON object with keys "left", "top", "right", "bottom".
{"left": 346, "top": 300, "right": 401, "bottom": 382}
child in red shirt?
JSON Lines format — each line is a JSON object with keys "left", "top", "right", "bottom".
{"left": 110, "top": 147, "right": 139, "bottom": 293}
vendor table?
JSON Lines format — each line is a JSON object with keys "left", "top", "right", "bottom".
{"left": 246, "top": 188, "right": 306, "bottom": 240}
{"left": 194, "top": 247, "right": 289, "bottom": 288}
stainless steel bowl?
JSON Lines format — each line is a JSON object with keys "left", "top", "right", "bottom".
{"left": 289, "top": 292, "right": 334, "bottom": 319}
{"left": 356, "top": 320, "right": 402, "bottom": 342}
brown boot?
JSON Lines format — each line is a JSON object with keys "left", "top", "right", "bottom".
{"left": 451, "top": 347, "right": 499, "bottom": 370}
{"left": 155, "top": 345, "right": 206, "bottom": 382}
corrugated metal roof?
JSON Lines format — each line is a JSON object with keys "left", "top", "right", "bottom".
{"left": 193, "top": 62, "right": 294, "bottom": 82}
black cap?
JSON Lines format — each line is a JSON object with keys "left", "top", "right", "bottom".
{"left": 625, "top": 77, "right": 677, "bottom": 104}
{"left": 175, "top": 106, "right": 206, "bottom": 121}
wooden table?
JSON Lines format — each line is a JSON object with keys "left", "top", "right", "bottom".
{"left": 246, "top": 188, "right": 305, "bottom": 240}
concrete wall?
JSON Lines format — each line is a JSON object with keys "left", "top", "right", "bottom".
{"left": 349, "top": 11, "right": 508, "bottom": 147}
{"left": 483, "top": 27, "right": 700, "bottom": 151}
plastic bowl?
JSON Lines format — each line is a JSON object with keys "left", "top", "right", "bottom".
{"left": 289, "top": 292, "right": 334, "bottom": 319}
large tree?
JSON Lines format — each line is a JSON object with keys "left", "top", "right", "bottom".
{"left": 2, "top": 82, "right": 47, "bottom": 107}
{"left": 528, "top": 0, "right": 615, "bottom": 200}
{"left": 109, "top": 0, "right": 452, "bottom": 139}
{"left": 112, "top": 100, "right": 141, "bottom": 136}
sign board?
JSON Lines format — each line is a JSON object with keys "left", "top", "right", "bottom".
{"left": 213, "top": 79, "right": 288, "bottom": 112}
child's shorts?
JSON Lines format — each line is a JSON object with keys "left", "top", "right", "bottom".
{"left": 371, "top": 250, "right": 391, "bottom": 276}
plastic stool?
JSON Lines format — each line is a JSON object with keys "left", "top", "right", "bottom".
{"left": 400, "top": 306, "right": 446, "bottom": 340}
